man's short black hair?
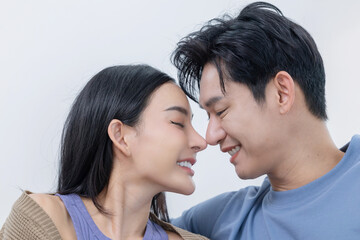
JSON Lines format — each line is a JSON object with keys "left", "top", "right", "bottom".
{"left": 172, "top": 1, "right": 327, "bottom": 120}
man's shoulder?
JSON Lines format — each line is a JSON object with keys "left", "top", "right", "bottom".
{"left": 179, "top": 179, "right": 270, "bottom": 218}
{"left": 210, "top": 178, "right": 271, "bottom": 205}
{"left": 170, "top": 180, "right": 271, "bottom": 237}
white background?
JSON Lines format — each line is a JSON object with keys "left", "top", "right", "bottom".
{"left": 1, "top": 0, "right": 360, "bottom": 226}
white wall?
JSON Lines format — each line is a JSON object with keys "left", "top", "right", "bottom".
{"left": 1, "top": 0, "right": 359, "bottom": 225}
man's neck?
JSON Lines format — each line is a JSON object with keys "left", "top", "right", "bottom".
{"left": 268, "top": 121, "right": 345, "bottom": 192}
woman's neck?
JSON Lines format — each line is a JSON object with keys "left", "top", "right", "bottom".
{"left": 81, "top": 168, "right": 158, "bottom": 240}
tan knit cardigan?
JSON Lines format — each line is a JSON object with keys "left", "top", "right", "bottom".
{"left": 0, "top": 192, "right": 208, "bottom": 240}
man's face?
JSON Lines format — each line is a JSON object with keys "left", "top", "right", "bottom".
{"left": 199, "top": 63, "right": 284, "bottom": 179}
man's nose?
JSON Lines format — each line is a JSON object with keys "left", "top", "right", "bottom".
{"left": 205, "top": 117, "right": 226, "bottom": 145}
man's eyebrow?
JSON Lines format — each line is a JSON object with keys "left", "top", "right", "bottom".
{"left": 165, "top": 106, "right": 189, "bottom": 116}
{"left": 199, "top": 96, "right": 223, "bottom": 109}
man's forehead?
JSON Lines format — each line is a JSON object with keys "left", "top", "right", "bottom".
{"left": 198, "top": 63, "right": 229, "bottom": 108}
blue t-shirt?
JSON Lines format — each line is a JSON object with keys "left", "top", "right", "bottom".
{"left": 172, "top": 135, "right": 360, "bottom": 240}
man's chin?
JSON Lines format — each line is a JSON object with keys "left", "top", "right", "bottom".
{"left": 235, "top": 168, "right": 263, "bottom": 180}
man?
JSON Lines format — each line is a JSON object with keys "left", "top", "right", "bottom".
{"left": 171, "top": 2, "right": 360, "bottom": 239}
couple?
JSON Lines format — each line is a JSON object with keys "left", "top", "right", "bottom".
{"left": 2, "top": 2, "right": 360, "bottom": 240}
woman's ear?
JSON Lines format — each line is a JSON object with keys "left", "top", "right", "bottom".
{"left": 273, "top": 71, "right": 295, "bottom": 114}
{"left": 108, "top": 119, "right": 132, "bottom": 157}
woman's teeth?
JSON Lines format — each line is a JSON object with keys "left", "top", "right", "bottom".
{"left": 228, "top": 146, "right": 240, "bottom": 156}
{"left": 177, "top": 161, "right": 192, "bottom": 168}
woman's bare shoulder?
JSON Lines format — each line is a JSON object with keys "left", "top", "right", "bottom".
{"left": 29, "top": 193, "right": 64, "bottom": 213}
{"left": 29, "top": 193, "right": 76, "bottom": 239}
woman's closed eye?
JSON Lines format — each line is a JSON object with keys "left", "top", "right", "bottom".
{"left": 171, "top": 120, "right": 185, "bottom": 128}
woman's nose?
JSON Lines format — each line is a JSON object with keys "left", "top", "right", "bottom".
{"left": 190, "top": 127, "right": 207, "bottom": 152}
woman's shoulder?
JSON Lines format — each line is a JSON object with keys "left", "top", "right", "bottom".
{"left": 29, "top": 192, "right": 65, "bottom": 216}
{"left": 1, "top": 191, "right": 62, "bottom": 240}
{"left": 29, "top": 192, "right": 77, "bottom": 239}
{"left": 30, "top": 193, "right": 70, "bottom": 224}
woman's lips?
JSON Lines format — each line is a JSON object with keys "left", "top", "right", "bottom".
{"left": 176, "top": 158, "right": 196, "bottom": 176}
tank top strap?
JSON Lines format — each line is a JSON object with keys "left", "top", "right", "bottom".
{"left": 143, "top": 219, "right": 169, "bottom": 240}
{"left": 55, "top": 193, "right": 111, "bottom": 240}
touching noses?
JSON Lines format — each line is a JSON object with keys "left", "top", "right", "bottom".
{"left": 206, "top": 117, "right": 226, "bottom": 145}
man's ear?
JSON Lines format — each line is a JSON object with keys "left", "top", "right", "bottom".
{"left": 108, "top": 119, "right": 132, "bottom": 157}
{"left": 273, "top": 71, "right": 295, "bottom": 114}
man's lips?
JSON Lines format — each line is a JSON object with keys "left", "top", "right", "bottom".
{"left": 221, "top": 145, "right": 241, "bottom": 153}
{"left": 221, "top": 145, "right": 242, "bottom": 164}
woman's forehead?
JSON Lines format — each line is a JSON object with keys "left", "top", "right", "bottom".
{"left": 148, "top": 83, "right": 190, "bottom": 110}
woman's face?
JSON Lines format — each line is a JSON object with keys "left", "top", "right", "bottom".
{"left": 129, "top": 82, "right": 207, "bottom": 195}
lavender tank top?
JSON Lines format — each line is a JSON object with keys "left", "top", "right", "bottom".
{"left": 56, "top": 193, "right": 168, "bottom": 240}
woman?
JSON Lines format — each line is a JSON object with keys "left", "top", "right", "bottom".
{"left": 0, "top": 65, "right": 208, "bottom": 239}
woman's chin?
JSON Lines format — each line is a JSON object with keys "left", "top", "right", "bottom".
{"left": 175, "top": 184, "right": 196, "bottom": 196}
{"left": 160, "top": 176, "right": 196, "bottom": 195}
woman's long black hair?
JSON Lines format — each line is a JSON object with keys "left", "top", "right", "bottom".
{"left": 57, "top": 65, "right": 173, "bottom": 222}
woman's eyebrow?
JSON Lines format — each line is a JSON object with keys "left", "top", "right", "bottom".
{"left": 164, "top": 106, "right": 189, "bottom": 116}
